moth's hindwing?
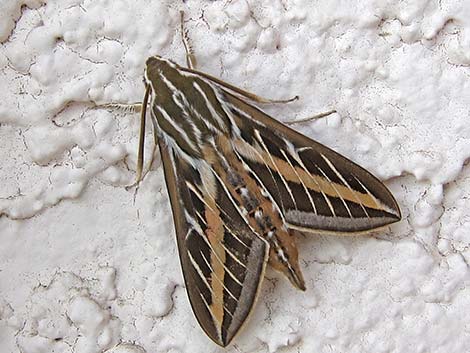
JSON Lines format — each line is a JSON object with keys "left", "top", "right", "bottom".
{"left": 158, "top": 139, "right": 269, "bottom": 347}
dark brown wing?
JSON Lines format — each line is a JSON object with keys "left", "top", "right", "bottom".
{"left": 158, "top": 138, "right": 269, "bottom": 347}
{"left": 221, "top": 92, "right": 401, "bottom": 235}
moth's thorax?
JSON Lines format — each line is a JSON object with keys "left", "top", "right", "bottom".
{"left": 144, "top": 55, "right": 233, "bottom": 159}
{"left": 145, "top": 55, "right": 182, "bottom": 85}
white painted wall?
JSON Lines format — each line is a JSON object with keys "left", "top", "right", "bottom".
{"left": 1, "top": 1, "right": 469, "bottom": 352}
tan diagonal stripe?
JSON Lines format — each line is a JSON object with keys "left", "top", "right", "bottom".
{"left": 233, "top": 139, "right": 384, "bottom": 212}
{"left": 204, "top": 194, "right": 226, "bottom": 336}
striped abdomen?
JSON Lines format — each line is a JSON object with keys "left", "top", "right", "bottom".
{"left": 210, "top": 135, "right": 306, "bottom": 290}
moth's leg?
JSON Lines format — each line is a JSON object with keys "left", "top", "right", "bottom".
{"left": 89, "top": 95, "right": 157, "bottom": 187}
{"left": 93, "top": 102, "right": 159, "bottom": 184}
{"left": 180, "top": 11, "right": 197, "bottom": 69}
{"left": 285, "top": 109, "right": 337, "bottom": 125}
{"left": 93, "top": 102, "right": 143, "bottom": 114}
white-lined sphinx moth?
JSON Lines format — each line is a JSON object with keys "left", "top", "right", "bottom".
{"left": 137, "top": 15, "right": 401, "bottom": 347}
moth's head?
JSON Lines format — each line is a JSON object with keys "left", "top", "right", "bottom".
{"left": 144, "top": 55, "right": 179, "bottom": 84}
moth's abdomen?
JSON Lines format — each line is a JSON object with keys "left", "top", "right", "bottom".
{"left": 213, "top": 137, "right": 306, "bottom": 290}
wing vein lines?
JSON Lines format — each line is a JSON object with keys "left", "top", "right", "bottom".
{"left": 291, "top": 149, "right": 338, "bottom": 217}
{"left": 198, "top": 249, "right": 240, "bottom": 302}
{"left": 321, "top": 154, "right": 370, "bottom": 218}
{"left": 280, "top": 148, "right": 318, "bottom": 215}
{"left": 314, "top": 162, "right": 353, "bottom": 218}
{"left": 254, "top": 130, "right": 298, "bottom": 209}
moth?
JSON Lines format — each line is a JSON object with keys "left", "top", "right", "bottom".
{"left": 134, "top": 13, "right": 401, "bottom": 347}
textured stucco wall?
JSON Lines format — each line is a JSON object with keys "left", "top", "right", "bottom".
{"left": 1, "top": 1, "right": 470, "bottom": 352}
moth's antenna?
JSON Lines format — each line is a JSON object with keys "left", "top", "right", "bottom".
{"left": 180, "top": 11, "right": 197, "bottom": 69}
{"left": 285, "top": 109, "right": 337, "bottom": 125}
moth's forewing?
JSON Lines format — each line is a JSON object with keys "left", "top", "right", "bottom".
{"left": 221, "top": 92, "right": 401, "bottom": 234}
{"left": 154, "top": 94, "right": 269, "bottom": 347}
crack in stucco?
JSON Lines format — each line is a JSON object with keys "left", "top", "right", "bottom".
{"left": 0, "top": 1, "right": 48, "bottom": 44}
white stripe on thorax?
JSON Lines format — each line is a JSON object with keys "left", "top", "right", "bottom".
{"left": 155, "top": 105, "right": 199, "bottom": 152}
{"left": 193, "top": 81, "right": 228, "bottom": 132}
{"left": 159, "top": 73, "right": 203, "bottom": 142}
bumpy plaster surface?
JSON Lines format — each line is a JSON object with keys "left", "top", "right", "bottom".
{"left": 1, "top": 1, "right": 469, "bottom": 352}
